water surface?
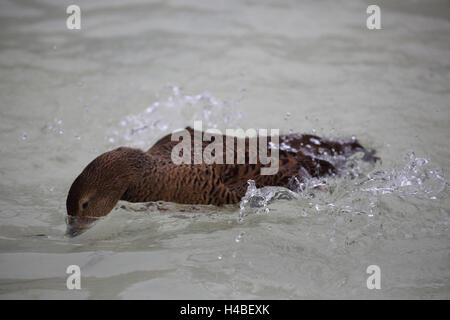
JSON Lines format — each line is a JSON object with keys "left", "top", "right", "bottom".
{"left": 0, "top": 0, "right": 449, "bottom": 299}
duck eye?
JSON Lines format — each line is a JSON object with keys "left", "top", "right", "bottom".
{"left": 82, "top": 201, "right": 89, "bottom": 209}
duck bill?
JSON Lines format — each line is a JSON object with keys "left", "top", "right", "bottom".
{"left": 66, "top": 223, "right": 88, "bottom": 237}
{"left": 65, "top": 216, "right": 92, "bottom": 237}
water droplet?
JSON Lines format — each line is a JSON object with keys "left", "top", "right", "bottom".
{"left": 235, "top": 232, "right": 245, "bottom": 243}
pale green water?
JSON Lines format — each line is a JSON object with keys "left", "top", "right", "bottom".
{"left": 0, "top": 0, "right": 449, "bottom": 299}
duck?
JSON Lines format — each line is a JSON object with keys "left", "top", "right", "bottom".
{"left": 66, "top": 127, "right": 376, "bottom": 236}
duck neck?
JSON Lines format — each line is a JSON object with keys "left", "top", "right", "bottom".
{"left": 119, "top": 148, "right": 160, "bottom": 203}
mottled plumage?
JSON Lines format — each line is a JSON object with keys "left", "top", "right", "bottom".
{"left": 66, "top": 127, "right": 376, "bottom": 236}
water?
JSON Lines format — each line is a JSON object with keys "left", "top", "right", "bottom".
{"left": 0, "top": 0, "right": 449, "bottom": 299}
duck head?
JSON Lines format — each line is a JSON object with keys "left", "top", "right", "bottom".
{"left": 66, "top": 147, "right": 142, "bottom": 237}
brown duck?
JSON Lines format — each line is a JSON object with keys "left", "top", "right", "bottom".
{"left": 66, "top": 127, "right": 376, "bottom": 236}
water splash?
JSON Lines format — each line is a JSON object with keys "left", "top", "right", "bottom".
{"left": 239, "top": 180, "right": 299, "bottom": 221}
{"left": 238, "top": 152, "right": 448, "bottom": 220}
{"left": 108, "top": 85, "right": 243, "bottom": 148}
{"left": 359, "top": 152, "right": 447, "bottom": 199}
